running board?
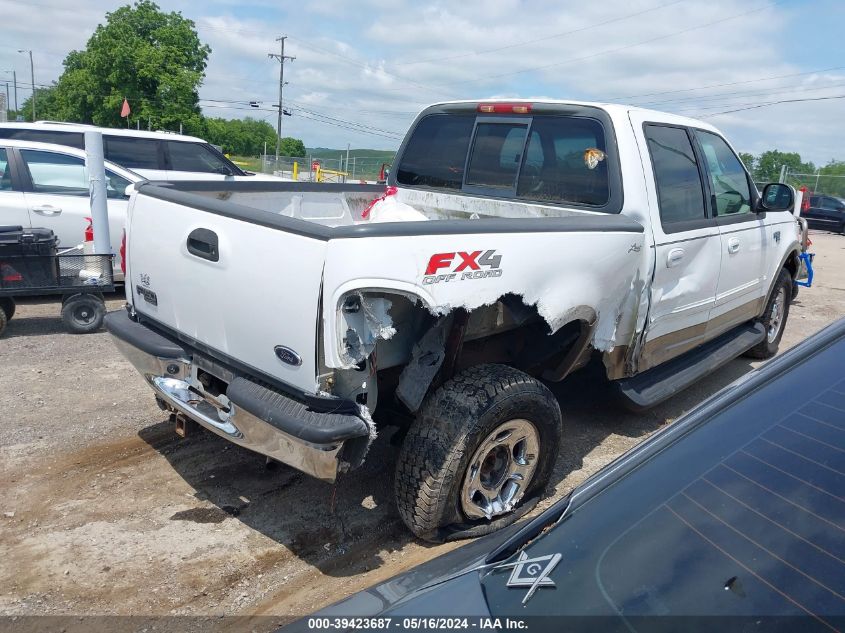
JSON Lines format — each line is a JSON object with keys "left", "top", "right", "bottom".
{"left": 614, "top": 322, "right": 766, "bottom": 411}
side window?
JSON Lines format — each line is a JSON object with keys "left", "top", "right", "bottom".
{"left": 20, "top": 149, "right": 88, "bottom": 195}
{"left": 644, "top": 124, "right": 707, "bottom": 227}
{"left": 104, "top": 137, "right": 161, "bottom": 170}
{"left": 0, "top": 148, "right": 12, "bottom": 191}
{"left": 694, "top": 130, "right": 753, "bottom": 216}
{"left": 465, "top": 122, "right": 529, "bottom": 189}
{"left": 516, "top": 116, "right": 609, "bottom": 206}
{"left": 166, "top": 142, "right": 232, "bottom": 174}
{"left": 105, "top": 169, "right": 131, "bottom": 198}
{"left": 0, "top": 129, "right": 83, "bottom": 149}
{"left": 821, "top": 197, "right": 843, "bottom": 211}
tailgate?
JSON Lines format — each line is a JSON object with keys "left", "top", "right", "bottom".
{"left": 126, "top": 189, "right": 327, "bottom": 394}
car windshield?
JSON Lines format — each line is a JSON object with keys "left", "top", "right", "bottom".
{"left": 481, "top": 332, "right": 845, "bottom": 624}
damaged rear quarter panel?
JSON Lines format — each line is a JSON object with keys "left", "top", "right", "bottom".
{"left": 321, "top": 226, "right": 649, "bottom": 370}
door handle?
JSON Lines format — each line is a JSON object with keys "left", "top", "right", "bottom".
{"left": 186, "top": 228, "right": 219, "bottom": 262}
{"left": 667, "top": 248, "right": 685, "bottom": 268}
{"left": 32, "top": 205, "right": 62, "bottom": 216}
{"left": 728, "top": 237, "right": 740, "bottom": 254}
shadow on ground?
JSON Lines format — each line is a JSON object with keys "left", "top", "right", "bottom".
{"left": 138, "top": 352, "right": 757, "bottom": 576}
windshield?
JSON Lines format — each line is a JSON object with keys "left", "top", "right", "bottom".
{"left": 481, "top": 332, "right": 845, "bottom": 624}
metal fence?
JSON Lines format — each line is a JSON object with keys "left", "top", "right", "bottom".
{"left": 784, "top": 169, "right": 845, "bottom": 198}
{"left": 260, "top": 154, "right": 390, "bottom": 183}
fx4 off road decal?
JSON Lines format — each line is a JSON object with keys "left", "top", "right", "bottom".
{"left": 423, "top": 249, "right": 502, "bottom": 285}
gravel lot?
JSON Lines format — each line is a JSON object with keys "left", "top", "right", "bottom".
{"left": 2, "top": 231, "right": 844, "bottom": 624}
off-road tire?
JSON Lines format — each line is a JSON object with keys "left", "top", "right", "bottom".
{"left": 61, "top": 294, "right": 106, "bottom": 334}
{"left": 0, "top": 298, "right": 15, "bottom": 321}
{"left": 395, "top": 364, "right": 562, "bottom": 542}
{"left": 745, "top": 268, "right": 792, "bottom": 359}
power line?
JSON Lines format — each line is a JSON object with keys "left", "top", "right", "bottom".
{"left": 437, "top": 1, "right": 781, "bottom": 86}
{"left": 700, "top": 94, "right": 845, "bottom": 116}
{"left": 393, "top": 0, "right": 686, "bottom": 66}
{"left": 606, "top": 65, "right": 845, "bottom": 102}
{"left": 639, "top": 80, "right": 845, "bottom": 109}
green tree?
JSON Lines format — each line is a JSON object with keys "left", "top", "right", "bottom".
{"left": 738, "top": 152, "right": 755, "bottom": 173}
{"left": 18, "top": 86, "right": 60, "bottom": 122}
{"left": 203, "top": 117, "right": 284, "bottom": 156}
{"left": 816, "top": 160, "right": 845, "bottom": 197}
{"left": 279, "top": 137, "right": 306, "bottom": 157}
{"left": 39, "top": 1, "right": 209, "bottom": 134}
{"left": 755, "top": 150, "right": 815, "bottom": 183}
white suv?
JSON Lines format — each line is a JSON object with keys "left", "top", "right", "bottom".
{"left": 0, "top": 139, "right": 144, "bottom": 280}
{"left": 0, "top": 122, "right": 280, "bottom": 182}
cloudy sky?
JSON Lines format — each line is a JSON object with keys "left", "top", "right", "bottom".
{"left": 0, "top": 0, "right": 842, "bottom": 164}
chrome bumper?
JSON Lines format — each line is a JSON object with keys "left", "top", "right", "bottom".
{"left": 107, "top": 313, "right": 370, "bottom": 483}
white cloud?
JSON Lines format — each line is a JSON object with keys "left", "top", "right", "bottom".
{"left": 0, "top": 0, "right": 841, "bottom": 160}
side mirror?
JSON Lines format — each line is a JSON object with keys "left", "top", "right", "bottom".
{"left": 759, "top": 182, "right": 794, "bottom": 213}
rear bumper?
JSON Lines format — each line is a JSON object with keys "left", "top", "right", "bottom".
{"left": 105, "top": 310, "right": 372, "bottom": 482}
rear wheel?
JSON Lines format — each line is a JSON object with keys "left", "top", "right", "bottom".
{"left": 395, "top": 364, "right": 562, "bottom": 542}
{"left": 745, "top": 268, "right": 792, "bottom": 359}
{"left": 61, "top": 294, "right": 106, "bottom": 334}
{"left": 0, "top": 297, "right": 14, "bottom": 321}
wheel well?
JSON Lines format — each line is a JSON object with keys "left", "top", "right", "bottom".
{"left": 375, "top": 293, "right": 594, "bottom": 414}
{"left": 784, "top": 250, "right": 799, "bottom": 281}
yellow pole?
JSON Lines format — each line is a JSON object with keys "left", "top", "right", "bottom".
{"left": 293, "top": 161, "right": 299, "bottom": 181}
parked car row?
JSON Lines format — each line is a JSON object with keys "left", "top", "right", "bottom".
{"left": 0, "top": 122, "right": 290, "bottom": 285}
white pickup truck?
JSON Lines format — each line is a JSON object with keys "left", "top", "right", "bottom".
{"left": 106, "top": 100, "right": 810, "bottom": 541}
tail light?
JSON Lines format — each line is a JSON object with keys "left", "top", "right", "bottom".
{"left": 120, "top": 229, "right": 126, "bottom": 275}
{"left": 477, "top": 102, "right": 532, "bottom": 114}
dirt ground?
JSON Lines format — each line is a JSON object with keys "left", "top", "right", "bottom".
{"left": 2, "top": 231, "right": 844, "bottom": 625}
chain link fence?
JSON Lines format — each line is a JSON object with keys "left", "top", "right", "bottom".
{"left": 784, "top": 169, "right": 845, "bottom": 198}
{"left": 260, "top": 154, "right": 390, "bottom": 183}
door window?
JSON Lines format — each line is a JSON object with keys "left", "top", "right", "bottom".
{"left": 0, "top": 128, "right": 84, "bottom": 149}
{"left": 821, "top": 196, "right": 844, "bottom": 211}
{"left": 644, "top": 124, "right": 707, "bottom": 228}
{"left": 21, "top": 149, "right": 88, "bottom": 195}
{"left": 166, "top": 141, "right": 232, "bottom": 174}
{"left": 0, "top": 148, "right": 12, "bottom": 191}
{"left": 104, "top": 137, "right": 161, "bottom": 170}
{"left": 695, "top": 130, "right": 753, "bottom": 216}
{"left": 105, "top": 170, "right": 131, "bottom": 198}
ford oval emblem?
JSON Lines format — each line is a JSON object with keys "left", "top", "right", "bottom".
{"left": 274, "top": 346, "right": 302, "bottom": 367}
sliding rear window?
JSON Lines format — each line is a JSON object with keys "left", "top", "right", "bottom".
{"left": 395, "top": 109, "right": 618, "bottom": 212}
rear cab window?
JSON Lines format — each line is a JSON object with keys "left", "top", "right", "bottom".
{"left": 394, "top": 104, "right": 621, "bottom": 213}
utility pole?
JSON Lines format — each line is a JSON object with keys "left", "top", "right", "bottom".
{"left": 18, "top": 50, "right": 34, "bottom": 121}
{"left": 268, "top": 36, "right": 295, "bottom": 162}
{"left": 1, "top": 71, "right": 17, "bottom": 114}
